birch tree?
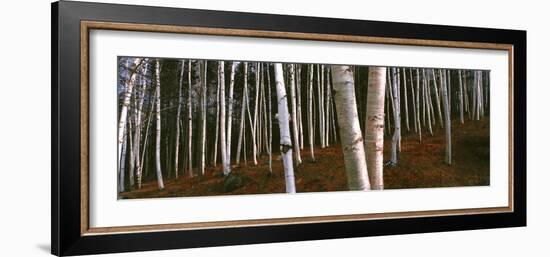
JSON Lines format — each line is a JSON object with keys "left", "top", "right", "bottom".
{"left": 331, "top": 65, "right": 370, "bottom": 191}
{"left": 118, "top": 130, "right": 127, "bottom": 192}
{"left": 118, "top": 58, "right": 142, "bottom": 178}
{"left": 389, "top": 68, "right": 401, "bottom": 165}
{"left": 154, "top": 60, "right": 165, "bottom": 190}
{"left": 415, "top": 68, "right": 422, "bottom": 142}
{"left": 174, "top": 61, "right": 184, "bottom": 179}
{"left": 288, "top": 64, "right": 302, "bottom": 165}
{"left": 402, "top": 68, "right": 410, "bottom": 131}
{"left": 430, "top": 69, "right": 444, "bottom": 128}
{"left": 236, "top": 62, "right": 248, "bottom": 165}
{"left": 251, "top": 63, "right": 260, "bottom": 165}
{"left": 365, "top": 67, "right": 386, "bottom": 190}
{"left": 440, "top": 69, "right": 452, "bottom": 164}
{"left": 200, "top": 61, "right": 207, "bottom": 175}
{"left": 274, "top": 63, "right": 296, "bottom": 193}
{"left": 307, "top": 64, "right": 315, "bottom": 162}
{"left": 266, "top": 64, "right": 273, "bottom": 173}
{"left": 226, "top": 62, "right": 238, "bottom": 173}
{"left": 187, "top": 60, "right": 193, "bottom": 177}
{"left": 134, "top": 60, "right": 149, "bottom": 189}
{"left": 319, "top": 65, "right": 326, "bottom": 148}
{"left": 219, "top": 61, "right": 229, "bottom": 175}
{"left": 213, "top": 71, "right": 220, "bottom": 166}
{"left": 296, "top": 65, "right": 304, "bottom": 149}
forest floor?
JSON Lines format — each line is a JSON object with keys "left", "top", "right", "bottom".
{"left": 119, "top": 118, "right": 490, "bottom": 199}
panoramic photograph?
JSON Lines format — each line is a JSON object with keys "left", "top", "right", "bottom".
{"left": 117, "top": 57, "right": 490, "bottom": 199}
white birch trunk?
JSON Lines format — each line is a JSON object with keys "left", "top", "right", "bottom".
{"left": 415, "top": 68, "right": 422, "bottom": 142}
{"left": 274, "top": 63, "right": 296, "bottom": 193}
{"left": 297, "top": 65, "right": 304, "bottom": 149}
{"left": 331, "top": 65, "right": 370, "bottom": 191}
{"left": 307, "top": 64, "right": 315, "bottom": 161}
{"left": 365, "top": 67, "right": 386, "bottom": 190}
{"left": 118, "top": 130, "right": 127, "bottom": 193}
{"left": 440, "top": 69, "right": 452, "bottom": 165}
{"left": 128, "top": 118, "right": 135, "bottom": 187}
{"left": 200, "top": 61, "right": 207, "bottom": 175}
{"left": 323, "top": 67, "right": 330, "bottom": 146}
{"left": 174, "top": 61, "right": 184, "bottom": 179}
{"left": 226, "top": 62, "right": 238, "bottom": 169}
{"left": 266, "top": 64, "right": 273, "bottom": 173}
{"left": 390, "top": 67, "right": 401, "bottom": 165}
{"left": 458, "top": 70, "right": 464, "bottom": 124}
{"left": 430, "top": 69, "right": 444, "bottom": 128}
{"left": 402, "top": 68, "right": 410, "bottom": 131}
{"left": 154, "top": 60, "right": 165, "bottom": 190}
{"left": 134, "top": 60, "right": 149, "bottom": 189}
{"left": 236, "top": 62, "right": 248, "bottom": 165}
{"left": 251, "top": 63, "right": 260, "bottom": 165}
{"left": 319, "top": 65, "right": 326, "bottom": 148}
{"left": 187, "top": 60, "right": 193, "bottom": 177}
{"left": 409, "top": 68, "right": 417, "bottom": 133}
{"left": 423, "top": 69, "right": 434, "bottom": 135}
{"left": 139, "top": 84, "right": 155, "bottom": 188}
{"left": 118, "top": 58, "right": 141, "bottom": 180}
{"left": 288, "top": 64, "right": 302, "bottom": 165}
{"left": 213, "top": 73, "right": 220, "bottom": 166}
{"left": 219, "top": 61, "right": 229, "bottom": 175}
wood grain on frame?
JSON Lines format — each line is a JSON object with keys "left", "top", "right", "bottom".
{"left": 80, "top": 20, "right": 514, "bottom": 236}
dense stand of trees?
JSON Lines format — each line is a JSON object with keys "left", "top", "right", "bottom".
{"left": 117, "top": 57, "right": 490, "bottom": 194}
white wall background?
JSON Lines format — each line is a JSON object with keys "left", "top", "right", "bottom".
{"left": 0, "top": 0, "right": 547, "bottom": 256}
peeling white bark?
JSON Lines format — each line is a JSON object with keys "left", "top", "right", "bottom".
{"left": 331, "top": 65, "right": 370, "bottom": 191}
{"left": 365, "top": 67, "right": 386, "bottom": 190}
{"left": 274, "top": 63, "right": 296, "bottom": 193}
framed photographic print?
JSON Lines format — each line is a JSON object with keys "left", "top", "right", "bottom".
{"left": 51, "top": 0, "right": 526, "bottom": 256}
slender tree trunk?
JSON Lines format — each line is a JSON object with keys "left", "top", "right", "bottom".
{"left": 134, "top": 60, "right": 149, "bottom": 189}
{"left": 408, "top": 68, "right": 417, "bottom": 133}
{"left": 187, "top": 60, "right": 193, "bottom": 178}
{"left": 139, "top": 84, "right": 155, "bottom": 188}
{"left": 274, "top": 63, "right": 296, "bottom": 193}
{"left": 226, "top": 62, "right": 238, "bottom": 172}
{"left": 307, "top": 64, "right": 315, "bottom": 162}
{"left": 266, "top": 64, "right": 273, "bottom": 173}
{"left": 236, "top": 62, "right": 248, "bottom": 165}
{"left": 128, "top": 118, "right": 135, "bottom": 187}
{"left": 365, "top": 67, "right": 386, "bottom": 190}
{"left": 319, "top": 65, "right": 326, "bottom": 148}
{"left": 200, "top": 61, "right": 207, "bottom": 175}
{"left": 463, "top": 71, "right": 469, "bottom": 116}
{"left": 297, "top": 65, "right": 304, "bottom": 149}
{"left": 331, "top": 65, "right": 370, "bottom": 191}
{"left": 289, "top": 64, "right": 302, "bottom": 165}
{"left": 323, "top": 67, "right": 330, "bottom": 146}
{"left": 118, "top": 58, "right": 142, "bottom": 180}
{"left": 154, "top": 60, "right": 165, "bottom": 190}
{"left": 440, "top": 69, "right": 452, "bottom": 165}
{"left": 386, "top": 74, "right": 392, "bottom": 135}
{"left": 251, "top": 63, "right": 260, "bottom": 165}
{"left": 402, "top": 68, "right": 410, "bottom": 131}
{"left": 424, "top": 69, "right": 434, "bottom": 135}
{"left": 415, "top": 68, "right": 422, "bottom": 142}
{"left": 219, "top": 61, "right": 229, "bottom": 175}
{"left": 430, "top": 69, "right": 444, "bottom": 128}
{"left": 174, "top": 61, "right": 184, "bottom": 179}
{"left": 390, "top": 68, "right": 401, "bottom": 165}
{"left": 458, "top": 70, "right": 464, "bottom": 124}
{"left": 118, "top": 130, "right": 127, "bottom": 193}
{"left": 213, "top": 72, "right": 220, "bottom": 166}
{"left": 262, "top": 65, "right": 269, "bottom": 156}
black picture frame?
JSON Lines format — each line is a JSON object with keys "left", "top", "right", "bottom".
{"left": 51, "top": 1, "right": 526, "bottom": 256}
